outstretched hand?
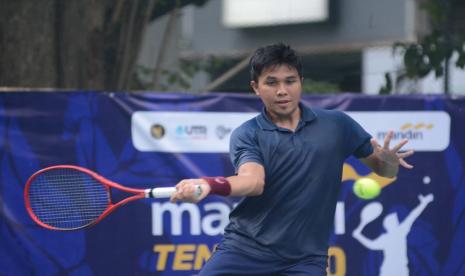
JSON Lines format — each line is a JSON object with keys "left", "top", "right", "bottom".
{"left": 370, "top": 130, "right": 415, "bottom": 169}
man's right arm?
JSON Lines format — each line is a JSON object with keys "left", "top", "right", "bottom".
{"left": 225, "top": 162, "right": 265, "bottom": 196}
{"left": 170, "top": 162, "right": 265, "bottom": 203}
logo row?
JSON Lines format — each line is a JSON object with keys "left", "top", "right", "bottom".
{"left": 132, "top": 111, "right": 450, "bottom": 153}
{"left": 151, "top": 124, "right": 232, "bottom": 140}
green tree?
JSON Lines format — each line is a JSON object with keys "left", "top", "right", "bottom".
{"left": 381, "top": 0, "right": 465, "bottom": 94}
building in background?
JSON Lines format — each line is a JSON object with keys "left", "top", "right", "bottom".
{"left": 138, "top": 0, "right": 465, "bottom": 95}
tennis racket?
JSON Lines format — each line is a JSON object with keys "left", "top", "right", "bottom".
{"left": 24, "top": 165, "right": 201, "bottom": 231}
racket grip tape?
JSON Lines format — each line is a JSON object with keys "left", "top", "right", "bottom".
{"left": 146, "top": 185, "right": 202, "bottom": 198}
{"left": 147, "top": 187, "right": 176, "bottom": 198}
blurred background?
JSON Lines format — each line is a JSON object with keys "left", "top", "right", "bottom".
{"left": 1, "top": 1, "right": 465, "bottom": 276}
{"left": 1, "top": 0, "right": 464, "bottom": 95}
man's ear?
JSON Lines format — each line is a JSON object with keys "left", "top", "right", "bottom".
{"left": 250, "top": 81, "right": 259, "bottom": 96}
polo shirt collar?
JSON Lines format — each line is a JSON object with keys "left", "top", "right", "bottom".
{"left": 257, "top": 103, "right": 317, "bottom": 131}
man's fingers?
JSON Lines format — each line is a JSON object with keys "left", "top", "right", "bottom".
{"left": 399, "top": 158, "right": 414, "bottom": 169}
{"left": 170, "top": 180, "right": 202, "bottom": 203}
{"left": 392, "top": 139, "right": 409, "bottom": 152}
{"left": 383, "top": 131, "right": 394, "bottom": 149}
{"left": 397, "top": 150, "right": 414, "bottom": 159}
{"left": 170, "top": 192, "right": 179, "bottom": 203}
{"left": 370, "top": 138, "right": 380, "bottom": 149}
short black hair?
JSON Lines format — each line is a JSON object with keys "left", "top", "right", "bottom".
{"left": 249, "top": 43, "right": 303, "bottom": 82}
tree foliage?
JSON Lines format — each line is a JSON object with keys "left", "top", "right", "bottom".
{"left": 381, "top": 0, "right": 465, "bottom": 94}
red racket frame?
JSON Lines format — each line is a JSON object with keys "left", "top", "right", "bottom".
{"left": 24, "top": 165, "right": 147, "bottom": 231}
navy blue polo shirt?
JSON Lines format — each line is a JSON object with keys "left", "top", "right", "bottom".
{"left": 225, "top": 103, "right": 373, "bottom": 260}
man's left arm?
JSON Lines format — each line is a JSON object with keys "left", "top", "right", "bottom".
{"left": 360, "top": 130, "right": 415, "bottom": 178}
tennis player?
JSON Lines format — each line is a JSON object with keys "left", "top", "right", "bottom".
{"left": 171, "top": 43, "right": 414, "bottom": 275}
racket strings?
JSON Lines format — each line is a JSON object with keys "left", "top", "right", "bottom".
{"left": 28, "top": 169, "right": 110, "bottom": 230}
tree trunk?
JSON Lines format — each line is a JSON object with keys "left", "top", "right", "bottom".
{"left": 0, "top": 0, "right": 58, "bottom": 87}
{"left": 59, "top": 0, "right": 106, "bottom": 90}
{"left": 0, "top": 0, "right": 210, "bottom": 91}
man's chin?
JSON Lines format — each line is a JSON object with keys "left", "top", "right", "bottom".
{"left": 271, "top": 109, "right": 295, "bottom": 118}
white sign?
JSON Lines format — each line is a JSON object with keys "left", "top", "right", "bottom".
{"left": 222, "top": 0, "right": 329, "bottom": 28}
{"left": 131, "top": 111, "right": 257, "bottom": 153}
{"left": 132, "top": 111, "right": 450, "bottom": 153}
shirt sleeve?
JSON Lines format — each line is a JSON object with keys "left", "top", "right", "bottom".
{"left": 229, "top": 122, "right": 264, "bottom": 173}
{"left": 340, "top": 112, "right": 373, "bottom": 159}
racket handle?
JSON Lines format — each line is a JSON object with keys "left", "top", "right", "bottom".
{"left": 147, "top": 187, "right": 176, "bottom": 198}
{"left": 145, "top": 185, "right": 202, "bottom": 198}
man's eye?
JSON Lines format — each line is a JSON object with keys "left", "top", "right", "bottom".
{"left": 266, "top": 81, "right": 277, "bottom": 86}
{"left": 286, "top": 80, "right": 296, "bottom": 84}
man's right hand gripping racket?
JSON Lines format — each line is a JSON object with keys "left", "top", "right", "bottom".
{"left": 24, "top": 165, "right": 201, "bottom": 231}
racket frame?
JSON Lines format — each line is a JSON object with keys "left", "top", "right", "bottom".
{"left": 24, "top": 165, "right": 175, "bottom": 231}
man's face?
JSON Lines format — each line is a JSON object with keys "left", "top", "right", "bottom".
{"left": 251, "top": 64, "right": 302, "bottom": 121}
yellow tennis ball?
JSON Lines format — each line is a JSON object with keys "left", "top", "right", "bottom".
{"left": 353, "top": 178, "right": 381, "bottom": 200}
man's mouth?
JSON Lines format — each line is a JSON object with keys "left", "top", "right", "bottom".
{"left": 276, "top": 100, "right": 291, "bottom": 107}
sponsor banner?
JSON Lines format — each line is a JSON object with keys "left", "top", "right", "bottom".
{"left": 132, "top": 111, "right": 257, "bottom": 153}
{"left": 1, "top": 92, "right": 464, "bottom": 276}
{"left": 132, "top": 111, "right": 451, "bottom": 153}
{"left": 348, "top": 111, "right": 450, "bottom": 151}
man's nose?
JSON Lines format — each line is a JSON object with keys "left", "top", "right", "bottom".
{"left": 277, "top": 83, "right": 288, "bottom": 96}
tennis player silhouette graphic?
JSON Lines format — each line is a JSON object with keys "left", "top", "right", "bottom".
{"left": 352, "top": 194, "right": 434, "bottom": 276}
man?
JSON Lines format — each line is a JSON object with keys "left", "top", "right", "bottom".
{"left": 170, "top": 43, "right": 414, "bottom": 275}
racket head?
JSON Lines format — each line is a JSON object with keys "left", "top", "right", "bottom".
{"left": 24, "top": 165, "right": 141, "bottom": 231}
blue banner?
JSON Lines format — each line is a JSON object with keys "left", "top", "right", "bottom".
{"left": 1, "top": 92, "right": 464, "bottom": 275}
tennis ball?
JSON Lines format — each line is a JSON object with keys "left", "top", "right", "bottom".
{"left": 353, "top": 178, "right": 381, "bottom": 200}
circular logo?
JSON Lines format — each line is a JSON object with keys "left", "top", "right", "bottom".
{"left": 150, "top": 124, "right": 165, "bottom": 139}
{"left": 216, "top": 125, "right": 231, "bottom": 139}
